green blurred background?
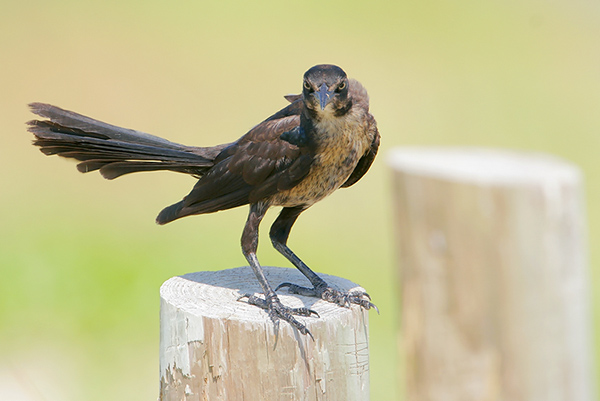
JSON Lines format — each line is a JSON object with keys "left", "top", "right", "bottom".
{"left": 1, "top": 1, "right": 599, "bottom": 400}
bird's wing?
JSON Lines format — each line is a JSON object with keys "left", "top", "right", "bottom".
{"left": 171, "top": 106, "right": 311, "bottom": 217}
{"left": 341, "top": 114, "right": 380, "bottom": 188}
{"left": 284, "top": 94, "right": 302, "bottom": 103}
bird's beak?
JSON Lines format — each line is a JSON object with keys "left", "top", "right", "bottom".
{"left": 316, "top": 83, "right": 333, "bottom": 111}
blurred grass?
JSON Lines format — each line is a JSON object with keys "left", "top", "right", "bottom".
{"left": 1, "top": 0, "right": 599, "bottom": 400}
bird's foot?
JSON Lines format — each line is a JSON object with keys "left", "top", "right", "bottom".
{"left": 275, "top": 282, "right": 379, "bottom": 313}
{"left": 238, "top": 293, "right": 319, "bottom": 340}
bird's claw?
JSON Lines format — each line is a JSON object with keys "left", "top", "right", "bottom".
{"left": 276, "top": 283, "right": 378, "bottom": 313}
{"left": 237, "top": 293, "right": 318, "bottom": 340}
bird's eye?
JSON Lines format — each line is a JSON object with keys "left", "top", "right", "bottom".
{"left": 303, "top": 80, "right": 311, "bottom": 90}
{"left": 337, "top": 81, "right": 346, "bottom": 91}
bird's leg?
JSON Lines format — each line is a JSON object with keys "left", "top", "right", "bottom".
{"left": 270, "top": 207, "right": 377, "bottom": 312}
{"left": 239, "top": 203, "right": 318, "bottom": 339}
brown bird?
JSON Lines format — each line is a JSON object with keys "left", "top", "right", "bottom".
{"left": 27, "top": 64, "right": 380, "bottom": 338}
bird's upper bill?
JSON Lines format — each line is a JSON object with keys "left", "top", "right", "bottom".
{"left": 302, "top": 64, "right": 349, "bottom": 113}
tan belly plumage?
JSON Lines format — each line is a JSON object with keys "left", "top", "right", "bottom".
{"left": 269, "top": 126, "right": 369, "bottom": 207}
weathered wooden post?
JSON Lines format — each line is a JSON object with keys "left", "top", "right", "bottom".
{"left": 159, "top": 266, "right": 370, "bottom": 401}
{"left": 388, "top": 148, "right": 595, "bottom": 401}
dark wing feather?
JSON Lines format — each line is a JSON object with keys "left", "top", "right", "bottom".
{"left": 341, "top": 115, "right": 380, "bottom": 188}
{"left": 157, "top": 106, "right": 309, "bottom": 223}
{"left": 248, "top": 153, "right": 312, "bottom": 202}
{"left": 284, "top": 94, "right": 302, "bottom": 103}
{"left": 263, "top": 97, "right": 303, "bottom": 122}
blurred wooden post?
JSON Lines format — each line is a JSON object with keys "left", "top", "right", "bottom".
{"left": 388, "top": 148, "right": 595, "bottom": 401}
{"left": 159, "top": 266, "right": 370, "bottom": 401}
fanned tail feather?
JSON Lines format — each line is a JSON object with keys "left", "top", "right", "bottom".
{"left": 27, "top": 103, "right": 222, "bottom": 179}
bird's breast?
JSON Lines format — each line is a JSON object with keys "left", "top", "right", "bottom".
{"left": 269, "top": 112, "right": 371, "bottom": 207}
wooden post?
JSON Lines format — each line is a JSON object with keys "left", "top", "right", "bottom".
{"left": 159, "top": 266, "right": 370, "bottom": 401}
{"left": 388, "top": 148, "right": 595, "bottom": 401}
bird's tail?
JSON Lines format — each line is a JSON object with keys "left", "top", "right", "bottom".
{"left": 27, "top": 103, "right": 225, "bottom": 180}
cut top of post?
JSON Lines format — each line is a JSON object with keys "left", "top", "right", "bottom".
{"left": 160, "top": 266, "right": 365, "bottom": 323}
{"left": 387, "top": 147, "right": 581, "bottom": 186}
{"left": 159, "top": 266, "right": 369, "bottom": 377}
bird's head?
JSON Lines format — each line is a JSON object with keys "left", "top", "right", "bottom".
{"left": 302, "top": 64, "right": 350, "bottom": 115}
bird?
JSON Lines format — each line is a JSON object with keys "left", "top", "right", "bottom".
{"left": 27, "top": 64, "right": 380, "bottom": 338}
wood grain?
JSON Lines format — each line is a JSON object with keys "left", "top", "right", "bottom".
{"left": 389, "top": 147, "right": 594, "bottom": 401}
{"left": 159, "top": 266, "right": 370, "bottom": 401}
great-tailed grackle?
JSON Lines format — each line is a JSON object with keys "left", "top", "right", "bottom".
{"left": 28, "top": 64, "right": 380, "bottom": 338}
